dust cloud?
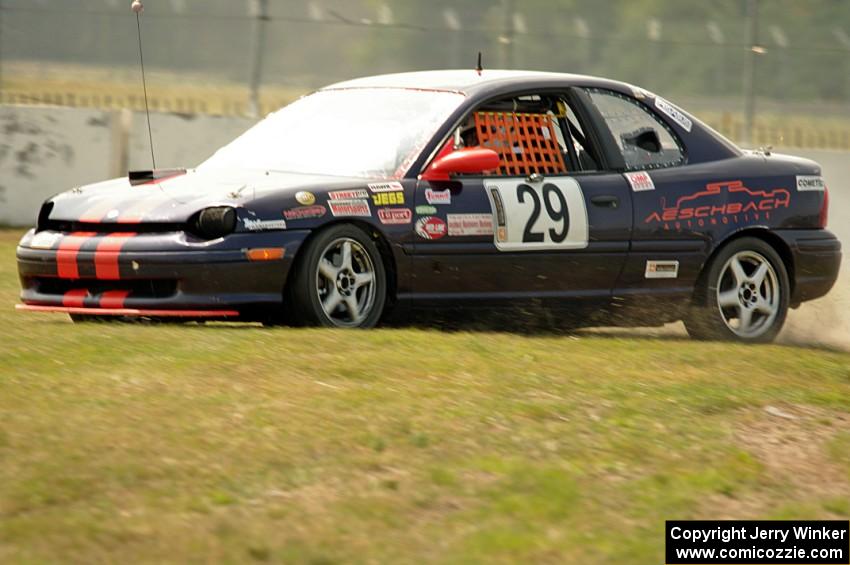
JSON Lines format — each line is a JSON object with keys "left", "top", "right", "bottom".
{"left": 779, "top": 149, "right": 850, "bottom": 351}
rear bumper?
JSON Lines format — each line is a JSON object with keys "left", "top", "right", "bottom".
{"left": 775, "top": 229, "right": 842, "bottom": 306}
{"left": 16, "top": 229, "right": 310, "bottom": 316}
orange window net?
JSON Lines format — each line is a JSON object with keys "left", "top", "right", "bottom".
{"left": 473, "top": 111, "right": 567, "bottom": 176}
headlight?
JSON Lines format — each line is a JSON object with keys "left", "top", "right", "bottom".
{"left": 192, "top": 206, "right": 236, "bottom": 239}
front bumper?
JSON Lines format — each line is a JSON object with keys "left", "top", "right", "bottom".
{"left": 775, "top": 228, "right": 842, "bottom": 306}
{"left": 16, "top": 229, "right": 310, "bottom": 317}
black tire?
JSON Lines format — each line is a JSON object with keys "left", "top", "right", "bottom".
{"left": 684, "top": 237, "right": 790, "bottom": 343}
{"left": 287, "top": 224, "right": 387, "bottom": 328}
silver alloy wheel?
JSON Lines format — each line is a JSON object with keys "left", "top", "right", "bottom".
{"left": 715, "top": 250, "right": 780, "bottom": 338}
{"left": 315, "top": 237, "right": 377, "bottom": 327}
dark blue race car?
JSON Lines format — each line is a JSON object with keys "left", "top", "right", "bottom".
{"left": 16, "top": 70, "right": 841, "bottom": 342}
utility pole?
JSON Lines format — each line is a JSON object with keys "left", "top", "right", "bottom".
{"left": 248, "top": 0, "right": 269, "bottom": 118}
{"left": 743, "top": 0, "right": 761, "bottom": 146}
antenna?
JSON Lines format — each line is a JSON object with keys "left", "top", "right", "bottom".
{"left": 131, "top": 0, "right": 156, "bottom": 170}
{"left": 476, "top": 51, "right": 483, "bottom": 75}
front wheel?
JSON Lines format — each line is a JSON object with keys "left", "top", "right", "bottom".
{"left": 684, "top": 237, "right": 789, "bottom": 343}
{"left": 288, "top": 224, "right": 387, "bottom": 328}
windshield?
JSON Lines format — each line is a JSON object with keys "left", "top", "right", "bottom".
{"left": 200, "top": 88, "right": 464, "bottom": 178}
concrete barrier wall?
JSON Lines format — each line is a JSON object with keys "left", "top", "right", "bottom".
{"left": 1, "top": 104, "right": 848, "bottom": 236}
{"left": 0, "top": 105, "right": 253, "bottom": 225}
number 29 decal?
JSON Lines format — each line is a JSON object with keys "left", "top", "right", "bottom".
{"left": 486, "top": 179, "right": 589, "bottom": 251}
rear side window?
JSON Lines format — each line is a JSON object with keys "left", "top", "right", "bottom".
{"left": 584, "top": 89, "right": 685, "bottom": 170}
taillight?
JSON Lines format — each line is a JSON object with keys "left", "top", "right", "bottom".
{"left": 818, "top": 185, "right": 829, "bottom": 228}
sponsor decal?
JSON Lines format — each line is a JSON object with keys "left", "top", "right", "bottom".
{"left": 415, "top": 216, "right": 447, "bottom": 240}
{"left": 796, "top": 175, "right": 825, "bottom": 191}
{"left": 425, "top": 188, "right": 451, "bottom": 205}
{"left": 415, "top": 205, "right": 437, "bottom": 215}
{"left": 447, "top": 214, "right": 494, "bottom": 236}
{"left": 243, "top": 218, "right": 288, "bottom": 231}
{"left": 295, "top": 191, "right": 316, "bottom": 205}
{"left": 30, "top": 231, "right": 62, "bottom": 249}
{"left": 645, "top": 260, "right": 679, "bottom": 279}
{"left": 654, "top": 97, "right": 693, "bottom": 133}
{"left": 329, "top": 199, "right": 371, "bottom": 217}
{"left": 644, "top": 180, "right": 790, "bottom": 230}
{"left": 377, "top": 208, "right": 412, "bottom": 225}
{"left": 368, "top": 181, "right": 404, "bottom": 193}
{"left": 283, "top": 205, "right": 326, "bottom": 220}
{"left": 371, "top": 192, "right": 405, "bottom": 206}
{"left": 329, "top": 189, "right": 369, "bottom": 200}
{"left": 624, "top": 171, "right": 655, "bottom": 192}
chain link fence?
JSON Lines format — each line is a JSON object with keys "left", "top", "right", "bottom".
{"left": 2, "top": 0, "right": 850, "bottom": 148}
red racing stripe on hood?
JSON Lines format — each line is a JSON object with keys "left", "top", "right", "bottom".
{"left": 94, "top": 233, "right": 137, "bottom": 280}
{"left": 56, "top": 232, "right": 97, "bottom": 279}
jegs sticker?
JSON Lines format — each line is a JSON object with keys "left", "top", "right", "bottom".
{"left": 624, "top": 171, "right": 655, "bottom": 192}
{"left": 368, "top": 181, "right": 403, "bottom": 193}
{"left": 328, "top": 199, "right": 371, "bottom": 217}
{"left": 377, "top": 208, "right": 412, "bottom": 225}
{"left": 447, "top": 214, "right": 493, "bottom": 236}
{"left": 796, "top": 175, "right": 825, "bottom": 191}
{"left": 654, "top": 97, "right": 692, "bottom": 132}
{"left": 425, "top": 188, "right": 451, "bottom": 205}
{"left": 485, "top": 178, "right": 589, "bottom": 251}
{"left": 415, "top": 216, "right": 447, "bottom": 240}
{"left": 371, "top": 192, "right": 405, "bottom": 206}
{"left": 329, "top": 189, "right": 369, "bottom": 200}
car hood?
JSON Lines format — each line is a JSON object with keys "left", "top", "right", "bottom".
{"left": 47, "top": 168, "right": 365, "bottom": 224}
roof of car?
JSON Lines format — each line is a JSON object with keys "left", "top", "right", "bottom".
{"left": 323, "top": 69, "right": 632, "bottom": 95}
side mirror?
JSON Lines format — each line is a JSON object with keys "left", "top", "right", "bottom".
{"left": 421, "top": 147, "right": 501, "bottom": 181}
{"left": 623, "top": 129, "right": 662, "bottom": 153}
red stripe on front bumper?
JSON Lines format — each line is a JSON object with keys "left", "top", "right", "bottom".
{"left": 62, "top": 289, "right": 89, "bottom": 307}
{"left": 99, "top": 290, "right": 131, "bottom": 309}
{"left": 16, "top": 305, "right": 240, "bottom": 318}
{"left": 94, "top": 232, "right": 136, "bottom": 280}
{"left": 56, "top": 232, "right": 96, "bottom": 279}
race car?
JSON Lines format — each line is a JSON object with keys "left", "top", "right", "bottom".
{"left": 16, "top": 70, "right": 841, "bottom": 342}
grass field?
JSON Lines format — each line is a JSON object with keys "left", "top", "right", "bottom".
{"left": 1, "top": 228, "right": 849, "bottom": 563}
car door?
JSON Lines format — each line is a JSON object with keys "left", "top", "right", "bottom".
{"left": 408, "top": 90, "right": 632, "bottom": 310}
{"left": 576, "top": 88, "right": 703, "bottom": 301}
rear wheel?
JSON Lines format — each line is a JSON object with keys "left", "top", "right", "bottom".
{"left": 288, "top": 224, "right": 386, "bottom": 328}
{"left": 684, "top": 237, "right": 789, "bottom": 343}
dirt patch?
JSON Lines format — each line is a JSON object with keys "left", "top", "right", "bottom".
{"left": 703, "top": 405, "right": 850, "bottom": 518}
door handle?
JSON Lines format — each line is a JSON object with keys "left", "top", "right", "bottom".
{"left": 591, "top": 195, "right": 619, "bottom": 208}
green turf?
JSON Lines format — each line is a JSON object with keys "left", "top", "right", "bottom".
{"left": 1, "top": 228, "right": 848, "bottom": 563}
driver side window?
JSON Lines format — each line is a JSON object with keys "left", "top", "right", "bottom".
{"left": 448, "top": 93, "right": 601, "bottom": 177}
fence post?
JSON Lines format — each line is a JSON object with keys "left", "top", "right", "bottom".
{"left": 109, "top": 109, "right": 132, "bottom": 177}
{"left": 248, "top": 0, "right": 269, "bottom": 118}
{"left": 743, "top": 0, "right": 761, "bottom": 146}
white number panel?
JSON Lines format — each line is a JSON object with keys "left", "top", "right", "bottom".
{"left": 486, "top": 178, "right": 589, "bottom": 251}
